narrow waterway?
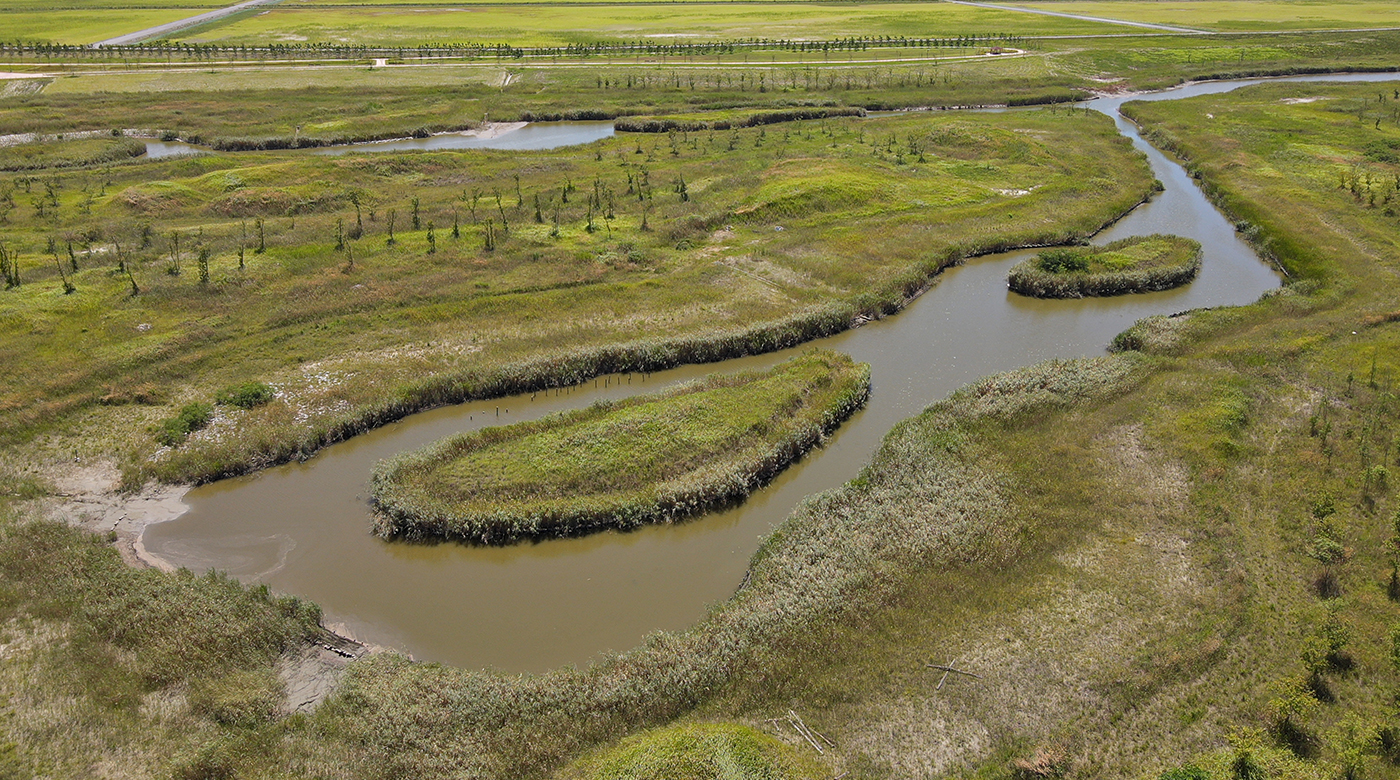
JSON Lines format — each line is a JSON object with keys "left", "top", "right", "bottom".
{"left": 143, "top": 72, "right": 1400, "bottom": 672}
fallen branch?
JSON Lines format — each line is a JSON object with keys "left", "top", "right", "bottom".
{"left": 787, "top": 710, "right": 824, "bottom": 754}
{"left": 926, "top": 663, "right": 982, "bottom": 678}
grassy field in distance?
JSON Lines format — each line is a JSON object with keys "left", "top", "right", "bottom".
{"left": 0, "top": 8, "right": 208, "bottom": 44}
{"left": 1010, "top": 0, "right": 1400, "bottom": 31}
{"left": 174, "top": 2, "right": 1120, "bottom": 47}
{"left": 2, "top": 58, "right": 1079, "bottom": 143}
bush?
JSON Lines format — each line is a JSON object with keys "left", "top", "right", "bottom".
{"left": 1159, "top": 765, "right": 1209, "bottom": 780}
{"left": 216, "top": 381, "right": 274, "bottom": 410}
{"left": 155, "top": 402, "right": 213, "bottom": 447}
{"left": 1036, "top": 248, "right": 1089, "bottom": 273}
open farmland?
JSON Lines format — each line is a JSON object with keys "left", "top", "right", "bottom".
{"left": 175, "top": 2, "right": 1120, "bottom": 47}
{"left": 1009, "top": 0, "right": 1400, "bottom": 32}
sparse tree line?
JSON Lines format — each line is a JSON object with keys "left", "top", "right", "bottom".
{"left": 0, "top": 32, "right": 1023, "bottom": 63}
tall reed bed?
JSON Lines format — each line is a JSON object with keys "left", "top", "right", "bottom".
{"left": 369, "top": 350, "right": 870, "bottom": 543}
{"left": 614, "top": 106, "right": 866, "bottom": 133}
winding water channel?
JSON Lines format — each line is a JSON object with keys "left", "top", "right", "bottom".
{"left": 143, "top": 72, "right": 1400, "bottom": 672}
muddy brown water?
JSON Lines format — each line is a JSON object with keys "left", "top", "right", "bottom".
{"left": 144, "top": 73, "right": 1400, "bottom": 672}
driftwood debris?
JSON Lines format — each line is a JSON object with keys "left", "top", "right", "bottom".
{"left": 926, "top": 659, "right": 982, "bottom": 690}
{"left": 769, "top": 710, "right": 836, "bottom": 755}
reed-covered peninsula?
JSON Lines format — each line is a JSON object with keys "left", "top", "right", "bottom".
{"left": 1008, "top": 234, "right": 1202, "bottom": 298}
{"left": 370, "top": 350, "right": 870, "bottom": 543}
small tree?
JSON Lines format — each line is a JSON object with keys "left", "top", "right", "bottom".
{"left": 167, "top": 231, "right": 181, "bottom": 275}
{"left": 411, "top": 197, "right": 421, "bottom": 230}
{"left": 347, "top": 191, "right": 364, "bottom": 239}
{"left": 255, "top": 218, "right": 265, "bottom": 254}
{"left": 494, "top": 190, "right": 509, "bottom": 232}
{"left": 335, "top": 217, "right": 345, "bottom": 251}
{"left": 1267, "top": 678, "right": 1319, "bottom": 757}
{"left": 386, "top": 209, "right": 397, "bottom": 246}
{"left": 51, "top": 251, "right": 74, "bottom": 294}
{"left": 197, "top": 247, "right": 210, "bottom": 285}
{"left": 426, "top": 222, "right": 436, "bottom": 254}
{"left": 238, "top": 221, "right": 247, "bottom": 270}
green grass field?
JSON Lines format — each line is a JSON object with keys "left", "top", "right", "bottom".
{"left": 0, "top": 108, "right": 1151, "bottom": 489}
{"left": 0, "top": 7, "right": 206, "bottom": 44}
{"left": 370, "top": 350, "right": 870, "bottom": 542}
{"left": 1013, "top": 0, "right": 1400, "bottom": 32}
{"left": 174, "top": 2, "right": 1119, "bottom": 47}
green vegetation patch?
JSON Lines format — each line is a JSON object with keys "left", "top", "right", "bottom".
{"left": 0, "top": 135, "right": 145, "bottom": 172}
{"left": 370, "top": 350, "right": 869, "bottom": 543}
{"left": 615, "top": 106, "right": 866, "bottom": 134}
{"left": 558, "top": 722, "right": 821, "bottom": 780}
{"left": 1007, "top": 234, "right": 1202, "bottom": 298}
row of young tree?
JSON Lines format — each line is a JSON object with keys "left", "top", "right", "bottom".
{"left": 4, "top": 32, "right": 1024, "bottom": 62}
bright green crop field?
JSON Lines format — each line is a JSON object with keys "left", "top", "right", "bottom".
{"left": 0, "top": 8, "right": 205, "bottom": 44}
{"left": 1012, "top": 0, "right": 1400, "bottom": 32}
{"left": 174, "top": 2, "right": 1119, "bottom": 47}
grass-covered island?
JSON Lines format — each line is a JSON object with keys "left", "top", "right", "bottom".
{"left": 1007, "top": 233, "right": 1202, "bottom": 298}
{"left": 370, "top": 350, "right": 870, "bottom": 543}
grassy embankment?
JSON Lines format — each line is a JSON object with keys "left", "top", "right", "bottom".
{"left": 1006, "top": 233, "right": 1201, "bottom": 298}
{"left": 0, "top": 108, "right": 1153, "bottom": 491}
{"left": 615, "top": 106, "right": 867, "bottom": 133}
{"left": 6, "top": 79, "right": 1400, "bottom": 779}
{"left": 370, "top": 349, "right": 870, "bottom": 543}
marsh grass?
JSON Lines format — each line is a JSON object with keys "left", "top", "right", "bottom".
{"left": 0, "top": 135, "right": 145, "bottom": 171}
{"left": 1007, "top": 234, "right": 1202, "bottom": 298}
{"left": 0, "top": 508, "right": 321, "bottom": 777}
{"left": 370, "top": 350, "right": 869, "bottom": 543}
{"left": 615, "top": 106, "right": 866, "bottom": 133}
{"left": 0, "top": 108, "right": 1153, "bottom": 488}
{"left": 557, "top": 721, "right": 824, "bottom": 780}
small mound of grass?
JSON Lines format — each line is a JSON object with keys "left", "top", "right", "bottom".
{"left": 155, "top": 401, "right": 213, "bottom": 448}
{"left": 370, "top": 350, "right": 870, "bottom": 544}
{"left": 216, "top": 381, "right": 274, "bottom": 410}
{"left": 558, "top": 722, "right": 822, "bottom": 780}
{"left": 1008, "top": 234, "right": 1202, "bottom": 298}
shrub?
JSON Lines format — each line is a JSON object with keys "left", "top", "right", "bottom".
{"left": 155, "top": 402, "right": 213, "bottom": 447}
{"left": 1159, "top": 765, "right": 1209, "bottom": 780}
{"left": 1036, "top": 248, "right": 1089, "bottom": 273}
{"left": 216, "top": 381, "right": 274, "bottom": 410}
